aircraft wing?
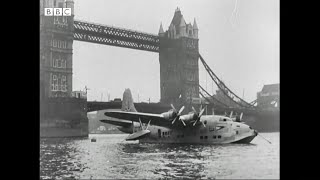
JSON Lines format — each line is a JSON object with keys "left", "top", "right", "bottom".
{"left": 100, "top": 119, "right": 132, "bottom": 127}
{"left": 104, "top": 111, "right": 176, "bottom": 129}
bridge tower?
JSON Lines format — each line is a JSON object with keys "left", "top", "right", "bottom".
{"left": 40, "top": 0, "right": 74, "bottom": 99}
{"left": 158, "top": 8, "right": 199, "bottom": 105}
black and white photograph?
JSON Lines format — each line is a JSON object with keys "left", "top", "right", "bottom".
{"left": 40, "top": 0, "right": 279, "bottom": 179}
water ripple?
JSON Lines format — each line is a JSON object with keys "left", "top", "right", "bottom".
{"left": 40, "top": 133, "right": 279, "bottom": 179}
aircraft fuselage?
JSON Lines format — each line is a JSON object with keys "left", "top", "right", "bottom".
{"left": 118, "top": 115, "right": 257, "bottom": 144}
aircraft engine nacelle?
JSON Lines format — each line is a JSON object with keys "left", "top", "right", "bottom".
{"left": 180, "top": 113, "right": 198, "bottom": 122}
{"left": 117, "top": 126, "right": 133, "bottom": 134}
{"left": 161, "top": 110, "right": 177, "bottom": 121}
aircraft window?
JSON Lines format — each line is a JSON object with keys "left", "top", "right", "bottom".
{"left": 236, "top": 131, "right": 238, "bottom": 134}
{"left": 236, "top": 125, "right": 240, "bottom": 127}
{"left": 218, "top": 135, "right": 221, "bottom": 138}
{"left": 205, "top": 136, "right": 208, "bottom": 139}
{"left": 249, "top": 126, "right": 252, "bottom": 129}
{"left": 162, "top": 132, "right": 165, "bottom": 136}
{"left": 181, "top": 134, "right": 184, "bottom": 138}
{"left": 204, "top": 120, "right": 207, "bottom": 125}
{"left": 177, "top": 135, "right": 180, "bottom": 138}
{"left": 216, "top": 126, "right": 224, "bottom": 130}
{"left": 200, "top": 136, "right": 203, "bottom": 139}
{"left": 213, "top": 136, "right": 216, "bottom": 139}
{"left": 223, "top": 119, "right": 226, "bottom": 121}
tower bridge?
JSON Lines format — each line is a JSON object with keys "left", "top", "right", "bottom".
{"left": 40, "top": 0, "right": 268, "bottom": 112}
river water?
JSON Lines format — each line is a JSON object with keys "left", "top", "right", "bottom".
{"left": 40, "top": 133, "right": 279, "bottom": 179}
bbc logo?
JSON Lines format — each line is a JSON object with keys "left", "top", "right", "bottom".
{"left": 44, "top": 8, "right": 72, "bottom": 16}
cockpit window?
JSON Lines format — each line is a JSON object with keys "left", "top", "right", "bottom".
{"left": 220, "top": 117, "right": 230, "bottom": 121}
{"left": 216, "top": 126, "right": 224, "bottom": 131}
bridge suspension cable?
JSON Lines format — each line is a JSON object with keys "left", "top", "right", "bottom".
{"left": 199, "top": 54, "right": 255, "bottom": 109}
{"left": 199, "top": 85, "right": 230, "bottom": 108}
{"left": 250, "top": 99, "right": 257, "bottom": 106}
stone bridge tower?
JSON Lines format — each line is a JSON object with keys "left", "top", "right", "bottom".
{"left": 40, "top": 0, "right": 74, "bottom": 99}
{"left": 158, "top": 8, "right": 199, "bottom": 105}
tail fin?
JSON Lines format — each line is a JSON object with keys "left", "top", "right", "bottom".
{"left": 121, "top": 88, "right": 137, "bottom": 112}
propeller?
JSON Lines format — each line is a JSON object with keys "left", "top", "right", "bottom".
{"left": 235, "top": 112, "right": 243, "bottom": 122}
{"left": 180, "top": 118, "right": 186, "bottom": 126}
{"left": 138, "top": 118, "right": 143, "bottom": 130}
{"left": 171, "top": 105, "right": 185, "bottom": 124}
{"left": 145, "top": 120, "right": 151, "bottom": 130}
{"left": 170, "top": 104, "right": 177, "bottom": 112}
{"left": 229, "top": 111, "right": 233, "bottom": 118}
{"left": 139, "top": 118, "right": 152, "bottom": 130}
{"left": 192, "top": 106, "right": 206, "bottom": 127}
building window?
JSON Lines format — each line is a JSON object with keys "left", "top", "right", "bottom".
{"left": 52, "top": 75, "right": 57, "bottom": 91}
{"left": 62, "top": 75, "right": 67, "bottom": 92}
{"left": 54, "top": 17, "right": 59, "bottom": 24}
{"left": 63, "top": 17, "right": 68, "bottom": 23}
{"left": 57, "top": 74, "right": 61, "bottom": 91}
{"left": 53, "top": 40, "right": 57, "bottom": 47}
{"left": 204, "top": 136, "right": 208, "bottom": 139}
{"left": 56, "top": 59, "right": 60, "bottom": 68}
{"left": 50, "top": 73, "right": 54, "bottom": 90}
{"left": 213, "top": 136, "right": 216, "bottom": 139}
{"left": 63, "top": 59, "right": 67, "bottom": 68}
{"left": 200, "top": 136, "right": 203, "bottom": 139}
{"left": 218, "top": 135, "right": 221, "bottom": 139}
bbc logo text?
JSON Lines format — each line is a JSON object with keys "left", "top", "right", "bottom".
{"left": 44, "top": 8, "right": 72, "bottom": 16}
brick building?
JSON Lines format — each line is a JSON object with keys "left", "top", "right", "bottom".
{"left": 257, "top": 83, "right": 279, "bottom": 108}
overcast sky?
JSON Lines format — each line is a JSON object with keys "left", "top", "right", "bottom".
{"left": 72, "top": 0, "right": 279, "bottom": 103}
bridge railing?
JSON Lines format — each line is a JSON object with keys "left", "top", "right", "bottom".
{"left": 73, "top": 19, "right": 159, "bottom": 52}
